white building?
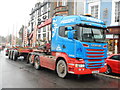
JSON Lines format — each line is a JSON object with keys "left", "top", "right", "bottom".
{"left": 29, "top": 1, "right": 52, "bottom": 46}
{"left": 85, "top": 0, "right": 120, "bottom": 54}
{"left": 111, "top": 0, "right": 120, "bottom": 26}
{"left": 37, "top": 2, "right": 51, "bottom": 42}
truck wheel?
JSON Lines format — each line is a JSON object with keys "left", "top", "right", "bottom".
{"left": 8, "top": 51, "right": 11, "bottom": 59}
{"left": 104, "top": 65, "right": 112, "bottom": 74}
{"left": 13, "top": 52, "right": 18, "bottom": 61}
{"left": 26, "top": 54, "right": 30, "bottom": 63}
{"left": 10, "top": 51, "right": 13, "bottom": 60}
{"left": 56, "top": 60, "right": 67, "bottom": 78}
{"left": 34, "top": 56, "right": 40, "bottom": 70}
{"left": 29, "top": 55, "right": 34, "bottom": 65}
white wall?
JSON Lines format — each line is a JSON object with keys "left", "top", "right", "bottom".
{"left": 88, "top": 1, "right": 100, "bottom": 19}
{"left": 74, "top": 0, "right": 85, "bottom": 15}
{"left": 110, "top": 0, "right": 120, "bottom": 26}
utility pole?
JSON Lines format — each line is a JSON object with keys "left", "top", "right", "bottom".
{"left": 12, "top": 24, "right": 14, "bottom": 46}
{"left": 6, "top": 28, "right": 9, "bottom": 46}
{"left": 15, "top": 23, "right": 18, "bottom": 45}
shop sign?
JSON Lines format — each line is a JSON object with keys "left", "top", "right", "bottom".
{"left": 106, "top": 34, "right": 119, "bottom": 39}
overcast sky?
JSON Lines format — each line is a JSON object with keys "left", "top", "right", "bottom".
{"left": 0, "top": 0, "right": 39, "bottom": 37}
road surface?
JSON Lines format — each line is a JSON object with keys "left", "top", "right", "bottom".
{"left": 0, "top": 50, "right": 120, "bottom": 89}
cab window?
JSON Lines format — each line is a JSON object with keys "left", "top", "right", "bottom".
{"left": 59, "top": 26, "right": 78, "bottom": 39}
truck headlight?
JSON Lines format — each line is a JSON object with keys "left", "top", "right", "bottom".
{"left": 75, "top": 64, "right": 85, "bottom": 67}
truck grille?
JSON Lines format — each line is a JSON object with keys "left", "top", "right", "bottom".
{"left": 87, "top": 49, "right": 104, "bottom": 51}
{"left": 85, "top": 49, "right": 105, "bottom": 69}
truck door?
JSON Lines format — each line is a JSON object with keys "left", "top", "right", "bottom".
{"left": 58, "top": 26, "right": 76, "bottom": 58}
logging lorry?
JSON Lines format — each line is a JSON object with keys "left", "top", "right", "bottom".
{"left": 8, "top": 15, "right": 108, "bottom": 78}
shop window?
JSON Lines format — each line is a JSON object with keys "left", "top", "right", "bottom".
{"left": 108, "top": 40, "right": 114, "bottom": 52}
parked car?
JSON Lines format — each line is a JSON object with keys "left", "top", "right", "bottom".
{"left": 105, "top": 54, "right": 120, "bottom": 74}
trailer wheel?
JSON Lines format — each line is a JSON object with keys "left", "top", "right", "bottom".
{"left": 8, "top": 51, "right": 11, "bottom": 59}
{"left": 10, "top": 51, "right": 13, "bottom": 60}
{"left": 13, "top": 52, "right": 18, "bottom": 61}
{"left": 29, "top": 55, "right": 34, "bottom": 65}
{"left": 26, "top": 54, "right": 30, "bottom": 63}
{"left": 34, "top": 56, "right": 40, "bottom": 70}
{"left": 56, "top": 60, "right": 67, "bottom": 78}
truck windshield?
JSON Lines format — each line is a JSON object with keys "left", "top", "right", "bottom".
{"left": 75, "top": 26, "right": 106, "bottom": 43}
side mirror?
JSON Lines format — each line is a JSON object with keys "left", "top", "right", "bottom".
{"left": 68, "top": 30, "right": 76, "bottom": 40}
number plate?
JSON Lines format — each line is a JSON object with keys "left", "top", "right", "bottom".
{"left": 92, "top": 71, "right": 99, "bottom": 73}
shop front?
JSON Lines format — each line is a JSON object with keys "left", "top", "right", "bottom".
{"left": 107, "top": 26, "right": 120, "bottom": 54}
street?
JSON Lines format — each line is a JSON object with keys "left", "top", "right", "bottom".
{"left": 0, "top": 50, "right": 120, "bottom": 89}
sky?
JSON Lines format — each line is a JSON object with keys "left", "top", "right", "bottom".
{"left": 0, "top": 0, "right": 39, "bottom": 37}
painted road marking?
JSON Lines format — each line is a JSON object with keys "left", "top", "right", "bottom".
{"left": 96, "top": 73, "right": 120, "bottom": 80}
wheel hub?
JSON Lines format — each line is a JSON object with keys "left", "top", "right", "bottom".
{"left": 29, "top": 56, "right": 32, "bottom": 63}
{"left": 58, "top": 64, "right": 65, "bottom": 73}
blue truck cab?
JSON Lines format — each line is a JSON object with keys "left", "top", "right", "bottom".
{"left": 51, "top": 15, "right": 107, "bottom": 74}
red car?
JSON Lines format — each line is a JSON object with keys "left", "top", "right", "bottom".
{"left": 105, "top": 54, "right": 120, "bottom": 74}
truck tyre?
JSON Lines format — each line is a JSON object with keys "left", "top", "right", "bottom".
{"left": 11, "top": 51, "right": 14, "bottom": 60}
{"left": 13, "top": 52, "right": 18, "bottom": 61}
{"left": 26, "top": 54, "right": 30, "bottom": 63}
{"left": 34, "top": 56, "right": 40, "bottom": 70}
{"left": 10, "top": 51, "right": 13, "bottom": 60}
{"left": 29, "top": 55, "right": 34, "bottom": 65}
{"left": 56, "top": 60, "right": 67, "bottom": 78}
{"left": 104, "top": 65, "right": 112, "bottom": 74}
{"left": 8, "top": 51, "right": 11, "bottom": 59}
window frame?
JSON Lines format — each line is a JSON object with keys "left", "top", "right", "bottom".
{"left": 62, "top": 0, "right": 67, "bottom": 6}
{"left": 90, "top": 5, "right": 98, "bottom": 19}
{"left": 115, "top": 1, "right": 120, "bottom": 22}
{"left": 59, "top": 25, "right": 78, "bottom": 39}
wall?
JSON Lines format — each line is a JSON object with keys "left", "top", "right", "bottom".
{"left": 74, "top": 0, "right": 85, "bottom": 15}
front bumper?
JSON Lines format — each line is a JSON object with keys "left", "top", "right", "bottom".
{"left": 68, "top": 65, "right": 107, "bottom": 75}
